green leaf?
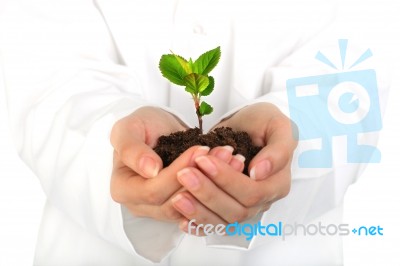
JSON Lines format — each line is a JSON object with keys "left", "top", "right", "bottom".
{"left": 192, "top": 46, "right": 221, "bottom": 75}
{"left": 199, "top": 101, "right": 213, "bottom": 116}
{"left": 189, "top": 58, "right": 194, "bottom": 70}
{"left": 199, "top": 76, "right": 214, "bottom": 96}
{"left": 173, "top": 54, "right": 192, "bottom": 74}
{"left": 185, "top": 86, "right": 196, "bottom": 94}
{"left": 159, "top": 54, "right": 187, "bottom": 86}
{"left": 184, "top": 73, "right": 209, "bottom": 95}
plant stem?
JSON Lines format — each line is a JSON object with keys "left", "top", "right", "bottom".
{"left": 194, "top": 96, "right": 203, "bottom": 134}
{"left": 197, "top": 112, "right": 203, "bottom": 134}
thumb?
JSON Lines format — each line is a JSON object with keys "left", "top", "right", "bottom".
{"left": 118, "top": 135, "right": 163, "bottom": 178}
{"left": 111, "top": 120, "right": 163, "bottom": 179}
{"left": 248, "top": 141, "right": 291, "bottom": 180}
{"left": 248, "top": 114, "right": 297, "bottom": 180}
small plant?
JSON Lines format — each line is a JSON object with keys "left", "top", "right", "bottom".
{"left": 159, "top": 46, "right": 221, "bottom": 133}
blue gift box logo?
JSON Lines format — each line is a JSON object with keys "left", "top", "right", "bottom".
{"left": 286, "top": 39, "right": 382, "bottom": 168}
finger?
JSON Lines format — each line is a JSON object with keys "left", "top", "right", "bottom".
{"left": 112, "top": 119, "right": 163, "bottom": 178}
{"left": 179, "top": 218, "right": 206, "bottom": 237}
{"left": 260, "top": 202, "right": 272, "bottom": 213}
{"left": 122, "top": 187, "right": 188, "bottom": 222}
{"left": 124, "top": 202, "right": 183, "bottom": 221}
{"left": 248, "top": 116, "right": 297, "bottom": 180}
{"left": 209, "top": 146, "right": 234, "bottom": 163}
{"left": 111, "top": 146, "right": 209, "bottom": 205}
{"left": 259, "top": 164, "right": 292, "bottom": 202}
{"left": 195, "top": 155, "right": 287, "bottom": 207}
{"left": 159, "top": 187, "right": 188, "bottom": 221}
{"left": 171, "top": 191, "right": 227, "bottom": 226}
{"left": 208, "top": 146, "right": 245, "bottom": 172}
{"left": 110, "top": 107, "right": 189, "bottom": 178}
{"left": 126, "top": 196, "right": 184, "bottom": 222}
{"left": 229, "top": 154, "right": 246, "bottom": 172}
{"left": 176, "top": 167, "right": 255, "bottom": 223}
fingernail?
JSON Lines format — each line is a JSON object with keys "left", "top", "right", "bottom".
{"left": 234, "top": 154, "right": 246, "bottom": 163}
{"left": 249, "top": 160, "right": 271, "bottom": 180}
{"left": 177, "top": 168, "right": 199, "bottom": 189}
{"left": 191, "top": 146, "right": 210, "bottom": 163}
{"left": 195, "top": 156, "right": 218, "bottom": 177}
{"left": 214, "top": 146, "right": 234, "bottom": 162}
{"left": 172, "top": 194, "right": 195, "bottom": 215}
{"left": 230, "top": 154, "right": 246, "bottom": 171}
{"left": 139, "top": 156, "right": 160, "bottom": 178}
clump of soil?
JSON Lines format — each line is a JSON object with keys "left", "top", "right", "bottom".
{"left": 154, "top": 127, "right": 262, "bottom": 175}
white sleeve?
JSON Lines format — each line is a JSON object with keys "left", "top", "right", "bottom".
{"left": 0, "top": 1, "right": 184, "bottom": 263}
{"left": 205, "top": 0, "right": 390, "bottom": 248}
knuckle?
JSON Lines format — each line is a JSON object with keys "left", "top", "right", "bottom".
{"left": 110, "top": 119, "right": 124, "bottom": 142}
{"left": 278, "top": 180, "right": 291, "bottom": 200}
{"left": 271, "top": 114, "right": 291, "bottom": 130}
{"left": 201, "top": 192, "right": 214, "bottom": 205}
{"left": 264, "top": 204, "right": 271, "bottom": 212}
{"left": 111, "top": 116, "right": 144, "bottom": 148}
{"left": 243, "top": 190, "right": 264, "bottom": 207}
{"left": 216, "top": 175, "right": 230, "bottom": 188}
{"left": 277, "top": 148, "right": 290, "bottom": 162}
{"left": 162, "top": 205, "right": 182, "bottom": 221}
{"left": 197, "top": 214, "right": 212, "bottom": 225}
{"left": 110, "top": 190, "right": 125, "bottom": 204}
{"left": 243, "top": 196, "right": 258, "bottom": 208}
{"left": 228, "top": 208, "right": 249, "bottom": 223}
{"left": 144, "top": 189, "right": 164, "bottom": 205}
{"left": 272, "top": 144, "right": 291, "bottom": 165}
{"left": 118, "top": 146, "right": 132, "bottom": 161}
{"left": 210, "top": 171, "right": 229, "bottom": 188}
{"left": 125, "top": 117, "right": 144, "bottom": 133}
{"left": 283, "top": 148, "right": 293, "bottom": 163}
{"left": 260, "top": 204, "right": 271, "bottom": 213}
{"left": 126, "top": 209, "right": 141, "bottom": 217}
{"left": 110, "top": 182, "right": 127, "bottom": 204}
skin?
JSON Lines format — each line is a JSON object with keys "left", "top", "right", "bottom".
{"left": 110, "top": 103, "right": 297, "bottom": 234}
{"left": 110, "top": 107, "right": 245, "bottom": 221}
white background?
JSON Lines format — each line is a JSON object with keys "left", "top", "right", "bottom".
{"left": 1, "top": 1, "right": 400, "bottom": 265}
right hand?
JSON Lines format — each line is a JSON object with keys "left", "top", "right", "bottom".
{"left": 111, "top": 106, "right": 189, "bottom": 179}
{"left": 111, "top": 145, "right": 211, "bottom": 221}
{"left": 110, "top": 106, "right": 195, "bottom": 221}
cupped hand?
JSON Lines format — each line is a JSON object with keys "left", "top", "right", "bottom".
{"left": 110, "top": 106, "right": 188, "bottom": 179}
{"left": 110, "top": 106, "right": 198, "bottom": 221}
{"left": 214, "top": 102, "right": 298, "bottom": 181}
{"left": 173, "top": 103, "right": 298, "bottom": 234}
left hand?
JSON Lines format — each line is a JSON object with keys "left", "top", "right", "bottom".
{"left": 172, "top": 102, "right": 298, "bottom": 234}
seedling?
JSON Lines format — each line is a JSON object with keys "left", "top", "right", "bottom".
{"left": 159, "top": 46, "right": 221, "bottom": 133}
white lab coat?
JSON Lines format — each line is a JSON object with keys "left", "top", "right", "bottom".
{"left": 0, "top": 0, "right": 389, "bottom": 265}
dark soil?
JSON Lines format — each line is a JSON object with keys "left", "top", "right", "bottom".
{"left": 153, "top": 127, "right": 262, "bottom": 175}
